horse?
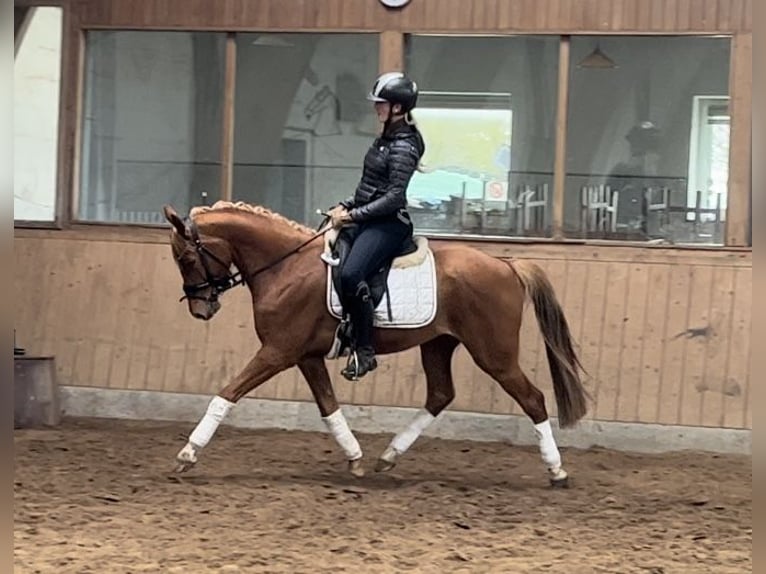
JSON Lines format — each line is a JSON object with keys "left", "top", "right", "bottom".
{"left": 162, "top": 200, "right": 590, "bottom": 487}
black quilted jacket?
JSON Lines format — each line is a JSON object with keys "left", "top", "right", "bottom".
{"left": 341, "top": 119, "right": 425, "bottom": 223}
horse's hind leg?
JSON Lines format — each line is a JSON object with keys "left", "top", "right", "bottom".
{"left": 298, "top": 357, "right": 364, "bottom": 478}
{"left": 504, "top": 369, "right": 569, "bottom": 487}
{"left": 464, "top": 341, "right": 569, "bottom": 487}
{"left": 375, "top": 335, "right": 459, "bottom": 473}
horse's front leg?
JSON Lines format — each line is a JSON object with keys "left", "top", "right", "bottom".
{"left": 298, "top": 357, "right": 364, "bottom": 478}
{"left": 174, "top": 346, "right": 291, "bottom": 472}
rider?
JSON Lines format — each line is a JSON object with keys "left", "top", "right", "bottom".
{"left": 328, "top": 71, "right": 426, "bottom": 381}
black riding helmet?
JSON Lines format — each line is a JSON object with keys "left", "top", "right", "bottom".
{"left": 367, "top": 72, "right": 419, "bottom": 114}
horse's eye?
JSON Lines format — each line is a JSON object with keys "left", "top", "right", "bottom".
{"left": 178, "top": 253, "right": 197, "bottom": 270}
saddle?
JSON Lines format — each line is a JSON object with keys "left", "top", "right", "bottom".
{"left": 328, "top": 224, "right": 419, "bottom": 323}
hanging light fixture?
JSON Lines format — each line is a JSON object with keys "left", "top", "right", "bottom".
{"left": 578, "top": 41, "right": 617, "bottom": 69}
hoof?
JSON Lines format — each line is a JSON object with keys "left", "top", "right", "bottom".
{"left": 348, "top": 458, "right": 365, "bottom": 478}
{"left": 548, "top": 467, "right": 570, "bottom": 488}
{"left": 174, "top": 460, "right": 195, "bottom": 474}
{"left": 550, "top": 475, "right": 570, "bottom": 489}
{"left": 375, "top": 446, "right": 398, "bottom": 473}
{"left": 375, "top": 457, "right": 396, "bottom": 473}
{"left": 175, "top": 443, "right": 198, "bottom": 473}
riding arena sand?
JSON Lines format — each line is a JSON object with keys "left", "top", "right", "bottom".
{"left": 14, "top": 417, "right": 751, "bottom": 573}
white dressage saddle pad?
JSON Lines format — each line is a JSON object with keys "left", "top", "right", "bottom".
{"left": 325, "top": 237, "right": 438, "bottom": 329}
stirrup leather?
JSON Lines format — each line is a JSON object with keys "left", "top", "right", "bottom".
{"left": 326, "top": 319, "right": 352, "bottom": 360}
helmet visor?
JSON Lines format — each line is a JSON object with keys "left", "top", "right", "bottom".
{"left": 366, "top": 92, "right": 388, "bottom": 103}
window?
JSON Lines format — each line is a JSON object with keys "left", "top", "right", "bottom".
{"left": 78, "top": 31, "right": 225, "bottom": 223}
{"left": 232, "top": 33, "right": 379, "bottom": 225}
{"left": 58, "top": 29, "right": 746, "bottom": 248}
{"left": 688, "top": 96, "right": 729, "bottom": 219}
{"left": 14, "top": 6, "right": 63, "bottom": 222}
{"left": 405, "top": 35, "right": 559, "bottom": 237}
{"left": 564, "top": 36, "right": 731, "bottom": 244}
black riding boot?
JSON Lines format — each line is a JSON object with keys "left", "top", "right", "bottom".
{"left": 341, "top": 283, "right": 377, "bottom": 381}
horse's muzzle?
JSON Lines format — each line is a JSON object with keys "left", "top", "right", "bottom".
{"left": 190, "top": 298, "right": 220, "bottom": 321}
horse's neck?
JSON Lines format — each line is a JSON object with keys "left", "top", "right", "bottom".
{"left": 199, "top": 212, "right": 311, "bottom": 281}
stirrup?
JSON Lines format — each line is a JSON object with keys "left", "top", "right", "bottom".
{"left": 341, "top": 351, "right": 361, "bottom": 381}
{"left": 341, "top": 349, "right": 377, "bottom": 382}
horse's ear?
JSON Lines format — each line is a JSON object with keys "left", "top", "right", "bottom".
{"left": 162, "top": 204, "right": 187, "bottom": 238}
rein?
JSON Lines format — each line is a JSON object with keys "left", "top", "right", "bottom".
{"left": 179, "top": 214, "right": 333, "bottom": 304}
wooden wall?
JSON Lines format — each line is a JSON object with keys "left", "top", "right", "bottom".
{"left": 14, "top": 233, "right": 752, "bottom": 430}
{"left": 72, "top": 0, "right": 752, "bottom": 33}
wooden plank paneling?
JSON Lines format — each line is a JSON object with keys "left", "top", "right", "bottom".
{"left": 729, "top": 0, "right": 745, "bottom": 29}
{"left": 690, "top": 0, "right": 706, "bottom": 29}
{"left": 650, "top": 0, "right": 665, "bottom": 29}
{"left": 546, "top": 0, "right": 562, "bottom": 28}
{"left": 614, "top": 264, "right": 650, "bottom": 422}
{"left": 723, "top": 267, "right": 751, "bottom": 428}
{"left": 72, "top": 0, "right": 751, "bottom": 32}
{"left": 422, "top": 0, "right": 441, "bottom": 31}
{"left": 575, "top": 262, "right": 610, "bottom": 420}
{"left": 678, "top": 265, "right": 715, "bottom": 426}
{"left": 14, "top": 236, "right": 752, "bottom": 430}
{"left": 704, "top": 0, "right": 720, "bottom": 29}
{"left": 662, "top": 0, "right": 679, "bottom": 29}
{"left": 636, "top": 265, "right": 672, "bottom": 422}
{"left": 700, "top": 266, "right": 736, "bottom": 427}
{"left": 718, "top": 0, "right": 736, "bottom": 28}
{"left": 741, "top": 0, "right": 751, "bottom": 28}
{"left": 676, "top": 0, "right": 693, "bottom": 29}
{"left": 620, "top": 0, "right": 638, "bottom": 29}
{"left": 656, "top": 264, "right": 693, "bottom": 424}
{"left": 14, "top": 227, "right": 754, "bottom": 267}
{"left": 636, "top": 0, "right": 653, "bottom": 28}
{"left": 609, "top": 0, "right": 624, "bottom": 29}
{"left": 593, "top": 263, "right": 630, "bottom": 421}
{"left": 557, "top": 0, "right": 573, "bottom": 28}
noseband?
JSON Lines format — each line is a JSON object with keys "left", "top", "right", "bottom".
{"left": 177, "top": 215, "right": 332, "bottom": 306}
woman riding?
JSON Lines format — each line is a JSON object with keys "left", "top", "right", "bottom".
{"left": 328, "top": 71, "right": 426, "bottom": 381}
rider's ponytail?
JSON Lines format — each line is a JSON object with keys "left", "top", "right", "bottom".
{"left": 405, "top": 112, "right": 428, "bottom": 173}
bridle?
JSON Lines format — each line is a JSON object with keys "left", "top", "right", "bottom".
{"left": 178, "top": 215, "right": 332, "bottom": 306}
{"left": 178, "top": 218, "right": 243, "bottom": 305}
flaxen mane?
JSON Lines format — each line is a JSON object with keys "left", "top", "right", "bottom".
{"left": 189, "top": 200, "right": 314, "bottom": 235}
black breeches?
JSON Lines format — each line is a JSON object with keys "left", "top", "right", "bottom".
{"left": 339, "top": 218, "right": 412, "bottom": 299}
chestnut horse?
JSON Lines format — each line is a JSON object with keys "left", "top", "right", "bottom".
{"left": 162, "top": 201, "right": 589, "bottom": 487}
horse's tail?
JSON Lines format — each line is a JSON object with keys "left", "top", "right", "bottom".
{"left": 508, "top": 259, "right": 590, "bottom": 428}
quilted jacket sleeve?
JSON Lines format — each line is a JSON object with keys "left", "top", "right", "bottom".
{"left": 349, "top": 139, "right": 420, "bottom": 222}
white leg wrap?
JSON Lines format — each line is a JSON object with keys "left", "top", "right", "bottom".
{"left": 188, "top": 396, "right": 235, "bottom": 449}
{"left": 322, "top": 409, "right": 362, "bottom": 461}
{"left": 534, "top": 419, "right": 562, "bottom": 470}
{"left": 390, "top": 408, "right": 435, "bottom": 455}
